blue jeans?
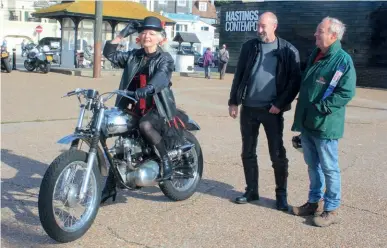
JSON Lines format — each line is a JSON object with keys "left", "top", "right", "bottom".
{"left": 300, "top": 132, "right": 341, "bottom": 211}
{"left": 204, "top": 65, "right": 211, "bottom": 78}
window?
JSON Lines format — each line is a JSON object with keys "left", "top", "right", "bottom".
{"left": 158, "top": 0, "right": 167, "bottom": 4}
{"left": 199, "top": 2, "right": 207, "bottom": 12}
{"left": 177, "top": 0, "right": 186, "bottom": 7}
{"left": 176, "top": 24, "right": 188, "bottom": 32}
{"left": 201, "top": 26, "right": 209, "bottom": 31}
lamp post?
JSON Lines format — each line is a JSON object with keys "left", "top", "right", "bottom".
{"left": 93, "top": 0, "right": 103, "bottom": 78}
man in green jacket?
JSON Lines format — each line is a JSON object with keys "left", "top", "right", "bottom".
{"left": 291, "top": 17, "right": 356, "bottom": 227}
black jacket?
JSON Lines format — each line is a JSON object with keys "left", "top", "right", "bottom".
{"left": 228, "top": 37, "right": 301, "bottom": 112}
{"left": 103, "top": 41, "right": 177, "bottom": 120}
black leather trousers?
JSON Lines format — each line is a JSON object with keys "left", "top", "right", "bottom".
{"left": 240, "top": 105, "right": 289, "bottom": 196}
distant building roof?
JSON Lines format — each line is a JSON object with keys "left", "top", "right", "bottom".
{"left": 163, "top": 13, "right": 200, "bottom": 22}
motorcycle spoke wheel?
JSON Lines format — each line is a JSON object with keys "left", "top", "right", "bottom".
{"left": 159, "top": 131, "right": 203, "bottom": 201}
{"left": 52, "top": 161, "right": 97, "bottom": 233}
{"left": 171, "top": 148, "right": 199, "bottom": 192}
{"left": 38, "top": 150, "right": 101, "bottom": 243}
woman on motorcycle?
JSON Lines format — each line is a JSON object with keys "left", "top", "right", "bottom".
{"left": 101, "top": 16, "right": 182, "bottom": 203}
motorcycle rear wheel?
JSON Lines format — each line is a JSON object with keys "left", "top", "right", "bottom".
{"left": 38, "top": 150, "right": 101, "bottom": 243}
{"left": 42, "top": 63, "right": 51, "bottom": 73}
{"left": 159, "top": 131, "right": 203, "bottom": 201}
{"left": 3, "top": 59, "right": 11, "bottom": 73}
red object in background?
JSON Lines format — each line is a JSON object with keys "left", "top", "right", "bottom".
{"left": 161, "top": 21, "right": 165, "bottom": 28}
{"left": 35, "top": 25, "right": 43, "bottom": 33}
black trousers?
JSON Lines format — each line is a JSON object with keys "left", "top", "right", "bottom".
{"left": 240, "top": 105, "right": 289, "bottom": 196}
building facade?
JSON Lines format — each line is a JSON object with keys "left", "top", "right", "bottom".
{"left": 0, "top": 0, "right": 61, "bottom": 49}
{"left": 219, "top": 1, "right": 387, "bottom": 88}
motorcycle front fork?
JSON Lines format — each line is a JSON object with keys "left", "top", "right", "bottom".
{"left": 78, "top": 107, "right": 105, "bottom": 201}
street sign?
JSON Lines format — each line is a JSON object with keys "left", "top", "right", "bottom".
{"left": 35, "top": 25, "right": 43, "bottom": 34}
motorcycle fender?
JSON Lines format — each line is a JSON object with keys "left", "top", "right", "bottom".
{"left": 186, "top": 117, "right": 200, "bottom": 131}
{"left": 57, "top": 134, "right": 109, "bottom": 176}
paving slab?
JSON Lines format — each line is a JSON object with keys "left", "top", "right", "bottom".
{"left": 1, "top": 71, "right": 387, "bottom": 248}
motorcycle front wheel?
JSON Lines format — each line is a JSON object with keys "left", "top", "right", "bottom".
{"left": 38, "top": 150, "right": 101, "bottom": 243}
{"left": 24, "top": 60, "right": 35, "bottom": 71}
{"left": 159, "top": 131, "right": 203, "bottom": 201}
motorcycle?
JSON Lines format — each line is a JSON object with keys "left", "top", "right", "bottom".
{"left": 24, "top": 45, "right": 53, "bottom": 73}
{"left": 38, "top": 88, "right": 203, "bottom": 243}
{"left": 1, "top": 45, "right": 12, "bottom": 73}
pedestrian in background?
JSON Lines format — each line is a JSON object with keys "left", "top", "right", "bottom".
{"left": 203, "top": 47, "right": 213, "bottom": 79}
{"left": 218, "top": 44, "right": 229, "bottom": 80}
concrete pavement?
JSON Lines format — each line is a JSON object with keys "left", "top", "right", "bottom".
{"left": 1, "top": 71, "right": 387, "bottom": 248}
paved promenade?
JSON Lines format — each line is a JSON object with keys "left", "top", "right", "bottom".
{"left": 1, "top": 71, "right": 387, "bottom": 247}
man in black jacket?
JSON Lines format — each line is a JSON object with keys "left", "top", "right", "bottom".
{"left": 228, "top": 12, "right": 301, "bottom": 210}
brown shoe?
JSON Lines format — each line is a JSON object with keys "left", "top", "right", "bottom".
{"left": 313, "top": 210, "right": 339, "bottom": 227}
{"left": 292, "top": 200, "right": 324, "bottom": 216}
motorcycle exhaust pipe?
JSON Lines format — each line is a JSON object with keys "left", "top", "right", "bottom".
{"left": 167, "top": 143, "right": 195, "bottom": 160}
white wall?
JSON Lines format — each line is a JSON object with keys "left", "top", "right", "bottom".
{"left": 1, "top": 20, "right": 61, "bottom": 50}
{"left": 165, "top": 19, "right": 216, "bottom": 54}
{"left": 193, "top": 20, "right": 216, "bottom": 54}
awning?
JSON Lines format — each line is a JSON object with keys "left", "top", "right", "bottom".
{"left": 173, "top": 32, "right": 201, "bottom": 44}
{"left": 32, "top": 0, "right": 175, "bottom": 24}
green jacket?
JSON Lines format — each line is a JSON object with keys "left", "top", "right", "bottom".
{"left": 291, "top": 40, "right": 356, "bottom": 139}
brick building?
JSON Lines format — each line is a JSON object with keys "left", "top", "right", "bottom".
{"left": 219, "top": 1, "right": 387, "bottom": 88}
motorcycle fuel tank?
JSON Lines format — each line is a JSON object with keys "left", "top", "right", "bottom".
{"left": 101, "top": 107, "right": 138, "bottom": 136}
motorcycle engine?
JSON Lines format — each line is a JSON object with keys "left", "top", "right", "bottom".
{"left": 109, "top": 136, "right": 159, "bottom": 188}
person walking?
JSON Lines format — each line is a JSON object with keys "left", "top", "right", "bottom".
{"left": 218, "top": 44, "right": 229, "bottom": 80}
{"left": 203, "top": 47, "right": 213, "bottom": 79}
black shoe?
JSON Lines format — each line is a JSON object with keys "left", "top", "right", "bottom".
{"left": 158, "top": 155, "right": 173, "bottom": 181}
{"left": 101, "top": 167, "right": 117, "bottom": 204}
{"left": 101, "top": 188, "right": 117, "bottom": 204}
{"left": 235, "top": 190, "right": 260, "bottom": 204}
{"left": 276, "top": 195, "right": 289, "bottom": 211}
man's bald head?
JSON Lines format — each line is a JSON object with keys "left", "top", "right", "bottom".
{"left": 259, "top": 12, "right": 278, "bottom": 25}
{"left": 257, "top": 12, "right": 278, "bottom": 42}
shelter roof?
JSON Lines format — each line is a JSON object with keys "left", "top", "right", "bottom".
{"left": 32, "top": 1, "right": 175, "bottom": 24}
{"left": 173, "top": 32, "right": 201, "bottom": 44}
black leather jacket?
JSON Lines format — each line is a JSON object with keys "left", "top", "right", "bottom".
{"left": 103, "top": 41, "right": 177, "bottom": 120}
{"left": 228, "top": 37, "right": 301, "bottom": 112}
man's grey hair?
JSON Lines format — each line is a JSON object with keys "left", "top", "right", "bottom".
{"left": 322, "top": 17, "right": 346, "bottom": 40}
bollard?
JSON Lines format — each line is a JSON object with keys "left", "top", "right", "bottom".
{"left": 12, "top": 48, "right": 17, "bottom": 70}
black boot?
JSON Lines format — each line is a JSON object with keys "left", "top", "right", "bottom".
{"left": 235, "top": 161, "right": 259, "bottom": 204}
{"left": 101, "top": 167, "right": 117, "bottom": 204}
{"left": 235, "top": 188, "right": 260, "bottom": 204}
{"left": 274, "top": 169, "right": 289, "bottom": 211}
{"left": 155, "top": 140, "right": 173, "bottom": 180}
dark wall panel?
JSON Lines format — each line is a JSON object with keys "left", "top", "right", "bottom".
{"left": 219, "top": 1, "right": 387, "bottom": 88}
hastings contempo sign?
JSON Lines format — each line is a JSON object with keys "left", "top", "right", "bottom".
{"left": 224, "top": 10, "right": 259, "bottom": 32}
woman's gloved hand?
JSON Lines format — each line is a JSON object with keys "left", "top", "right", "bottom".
{"left": 119, "top": 21, "right": 141, "bottom": 38}
{"left": 135, "top": 85, "right": 155, "bottom": 99}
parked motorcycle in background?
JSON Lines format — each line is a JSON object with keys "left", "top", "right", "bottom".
{"left": 24, "top": 45, "right": 53, "bottom": 73}
{"left": 1, "top": 45, "right": 12, "bottom": 73}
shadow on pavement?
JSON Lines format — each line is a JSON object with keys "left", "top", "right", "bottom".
{"left": 1, "top": 148, "right": 292, "bottom": 246}
{"left": 1, "top": 149, "right": 59, "bottom": 245}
